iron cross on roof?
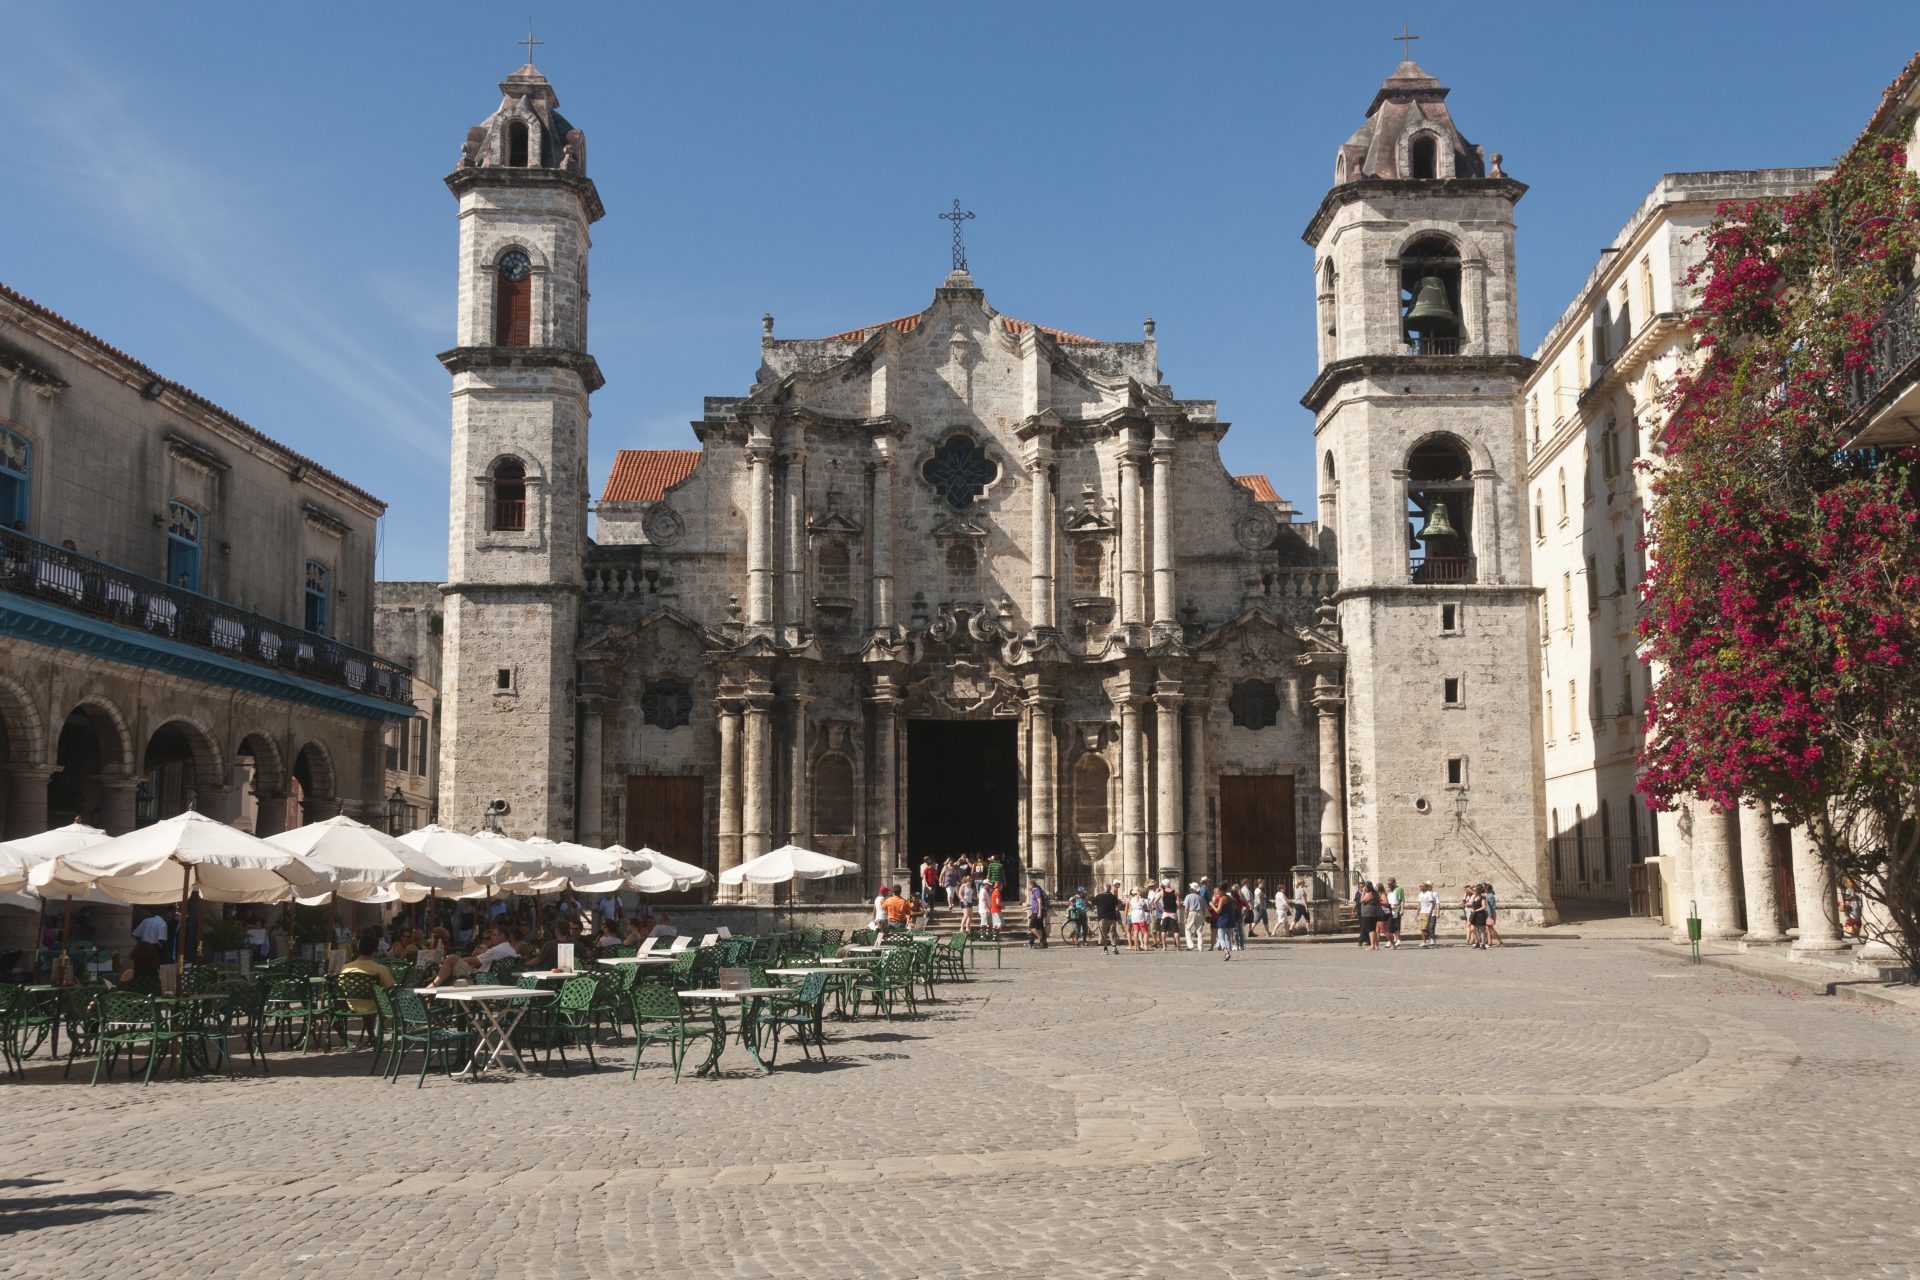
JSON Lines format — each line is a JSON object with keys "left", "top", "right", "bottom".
{"left": 940, "top": 199, "right": 975, "bottom": 273}
{"left": 518, "top": 22, "right": 544, "bottom": 62}
{"left": 1395, "top": 23, "right": 1418, "bottom": 60}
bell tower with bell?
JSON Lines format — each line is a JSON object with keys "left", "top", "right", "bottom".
{"left": 1300, "top": 51, "right": 1554, "bottom": 922}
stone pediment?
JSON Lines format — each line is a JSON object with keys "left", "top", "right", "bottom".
{"left": 903, "top": 656, "right": 1023, "bottom": 720}
{"left": 1194, "top": 609, "right": 1331, "bottom": 669}
{"left": 807, "top": 507, "right": 863, "bottom": 536}
{"left": 577, "top": 607, "right": 724, "bottom": 658}
{"left": 1061, "top": 484, "right": 1115, "bottom": 532}
{"left": 928, "top": 514, "right": 990, "bottom": 541}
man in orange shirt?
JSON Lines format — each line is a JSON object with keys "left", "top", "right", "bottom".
{"left": 986, "top": 881, "right": 1003, "bottom": 929}
{"left": 882, "top": 885, "right": 910, "bottom": 928}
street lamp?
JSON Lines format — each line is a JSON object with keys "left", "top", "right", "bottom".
{"left": 386, "top": 786, "right": 406, "bottom": 836}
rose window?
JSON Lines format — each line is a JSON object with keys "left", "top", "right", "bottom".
{"left": 921, "top": 435, "right": 997, "bottom": 510}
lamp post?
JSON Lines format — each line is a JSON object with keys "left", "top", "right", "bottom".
{"left": 386, "top": 786, "right": 406, "bottom": 836}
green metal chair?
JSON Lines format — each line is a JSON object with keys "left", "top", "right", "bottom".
{"left": 851, "top": 948, "right": 918, "bottom": 1022}
{"left": 262, "top": 976, "right": 325, "bottom": 1052}
{"left": 756, "top": 972, "right": 830, "bottom": 1065}
{"left": 542, "top": 976, "right": 601, "bottom": 1071}
{"left": 378, "top": 987, "right": 467, "bottom": 1088}
{"left": 60, "top": 984, "right": 107, "bottom": 1079}
{"left": 332, "top": 971, "right": 385, "bottom": 1060}
{"left": 214, "top": 978, "right": 268, "bottom": 1075}
{"left": 628, "top": 982, "right": 719, "bottom": 1083}
{"left": 936, "top": 933, "right": 970, "bottom": 983}
{"left": 90, "top": 991, "right": 177, "bottom": 1085}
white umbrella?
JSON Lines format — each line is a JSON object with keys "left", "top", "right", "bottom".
{"left": 516, "top": 836, "right": 639, "bottom": 894}
{"left": 31, "top": 809, "right": 323, "bottom": 905}
{"left": 395, "top": 824, "right": 514, "bottom": 900}
{"left": 0, "top": 820, "right": 110, "bottom": 892}
{"left": 469, "top": 830, "right": 552, "bottom": 887}
{"left": 719, "top": 844, "right": 860, "bottom": 886}
{"left": 268, "top": 815, "right": 462, "bottom": 904}
{"left": 628, "top": 846, "right": 711, "bottom": 893}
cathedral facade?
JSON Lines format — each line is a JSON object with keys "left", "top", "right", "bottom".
{"left": 434, "top": 57, "right": 1555, "bottom": 920}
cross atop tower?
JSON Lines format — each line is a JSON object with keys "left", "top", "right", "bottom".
{"left": 518, "top": 23, "right": 544, "bottom": 63}
{"left": 940, "top": 199, "right": 975, "bottom": 273}
{"left": 1394, "top": 23, "right": 1419, "bottom": 62}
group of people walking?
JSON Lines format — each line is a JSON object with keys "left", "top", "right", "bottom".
{"left": 1353, "top": 880, "right": 1503, "bottom": 950}
{"left": 1058, "top": 878, "right": 1308, "bottom": 961}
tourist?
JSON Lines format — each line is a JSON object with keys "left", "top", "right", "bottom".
{"left": 1065, "top": 887, "right": 1089, "bottom": 945}
{"left": 1211, "top": 884, "right": 1240, "bottom": 959}
{"left": 1126, "top": 884, "right": 1149, "bottom": 951}
{"left": 119, "top": 938, "right": 164, "bottom": 994}
{"left": 1233, "top": 882, "right": 1253, "bottom": 951}
{"left": 1027, "top": 879, "right": 1049, "bottom": 948}
{"left": 1353, "top": 880, "right": 1369, "bottom": 948}
{"left": 1358, "top": 882, "right": 1382, "bottom": 950}
{"left": 425, "top": 924, "right": 521, "bottom": 986}
{"left": 920, "top": 858, "right": 938, "bottom": 908}
{"left": 1182, "top": 881, "right": 1209, "bottom": 951}
{"left": 1417, "top": 881, "right": 1439, "bottom": 947}
{"left": 1252, "top": 879, "right": 1271, "bottom": 937}
{"left": 940, "top": 857, "right": 960, "bottom": 908}
{"left": 1482, "top": 883, "right": 1503, "bottom": 948}
{"left": 1466, "top": 884, "right": 1488, "bottom": 949}
{"left": 985, "top": 879, "right": 1004, "bottom": 930}
{"left": 338, "top": 933, "right": 397, "bottom": 1030}
{"left": 871, "top": 884, "right": 889, "bottom": 932}
{"left": 1156, "top": 880, "right": 1180, "bottom": 951}
{"left": 1385, "top": 877, "right": 1405, "bottom": 950}
{"left": 595, "top": 916, "right": 621, "bottom": 949}
{"left": 622, "top": 917, "right": 646, "bottom": 946}
{"left": 956, "top": 878, "right": 977, "bottom": 931}
{"left": 883, "top": 884, "right": 910, "bottom": 929}
{"left": 1091, "top": 882, "right": 1123, "bottom": 954}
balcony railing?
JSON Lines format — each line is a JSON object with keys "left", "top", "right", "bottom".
{"left": 0, "top": 527, "right": 411, "bottom": 705}
{"left": 1409, "top": 553, "right": 1477, "bottom": 585}
{"left": 1846, "top": 277, "right": 1920, "bottom": 416}
{"left": 1404, "top": 335, "right": 1463, "bottom": 357}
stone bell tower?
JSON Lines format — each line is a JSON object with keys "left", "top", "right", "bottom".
{"left": 437, "top": 56, "right": 604, "bottom": 838}
{"left": 1301, "top": 57, "right": 1553, "bottom": 922}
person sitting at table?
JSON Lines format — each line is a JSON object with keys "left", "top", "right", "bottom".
{"left": 647, "top": 913, "right": 677, "bottom": 941}
{"left": 339, "top": 933, "right": 397, "bottom": 1031}
{"left": 537, "top": 916, "right": 591, "bottom": 971}
{"left": 595, "top": 917, "right": 621, "bottom": 949}
{"left": 882, "top": 885, "right": 910, "bottom": 929}
{"left": 120, "top": 939, "right": 164, "bottom": 994}
{"left": 424, "top": 925, "right": 520, "bottom": 987}
{"left": 622, "top": 916, "right": 648, "bottom": 946}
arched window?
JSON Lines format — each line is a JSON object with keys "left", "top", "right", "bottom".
{"left": 1073, "top": 540, "right": 1104, "bottom": 598}
{"left": 1072, "top": 754, "right": 1110, "bottom": 836}
{"left": 1574, "top": 803, "right": 1588, "bottom": 880}
{"left": 506, "top": 119, "right": 530, "bottom": 168}
{"left": 1398, "top": 234, "right": 1463, "bottom": 355}
{"left": 165, "top": 501, "right": 201, "bottom": 592}
{"left": 944, "top": 542, "right": 978, "bottom": 600}
{"left": 1556, "top": 467, "right": 1568, "bottom": 522}
{"left": 495, "top": 249, "right": 532, "bottom": 346}
{"left": 304, "top": 560, "right": 329, "bottom": 635}
{"left": 814, "top": 753, "right": 854, "bottom": 835}
{"left": 1409, "top": 133, "right": 1438, "bottom": 180}
{"left": 816, "top": 538, "right": 850, "bottom": 600}
{"left": 1406, "top": 435, "right": 1474, "bottom": 584}
{"left": 1323, "top": 451, "right": 1337, "bottom": 482}
{"left": 490, "top": 459, "right": 527, "bottom": 531}
{"left": 0, "top": 426, "right": 28, "bottom": 529}
{"left": 1550, "top": 809, "right": 1562, "bottom": 878}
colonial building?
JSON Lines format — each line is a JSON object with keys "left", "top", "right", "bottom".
{"left": 0, "top": 280, "right": 412, "bottom": 937}
{"left": 374, "top": 580, "right": 443, "bottom": 832}
{"left": 432, "top": 56, "right": 1558, "bottom": 920}
{"left": 1523, "top": 170, "right": 1826, "bottom": 913}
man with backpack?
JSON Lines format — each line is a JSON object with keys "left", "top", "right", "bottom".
{"left": 1027, "top": 880, "right": 1049, "bottom": 948}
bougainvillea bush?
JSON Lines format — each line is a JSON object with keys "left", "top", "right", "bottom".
{"left": 1640, "top": 133, "right": 1920, "bottom": 978}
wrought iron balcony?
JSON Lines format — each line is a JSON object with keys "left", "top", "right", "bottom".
{"left": 0, "top": 527, "right": 411, "bottom": 705}
{"left": 1845, "top": 278, "right": 1920, "bottom": 418}
{"left": 1404, "top": 335, "right": 1463, "bottom": 357}
{"left": 1409, "top": 553, "right": 1477, "bottom": 585}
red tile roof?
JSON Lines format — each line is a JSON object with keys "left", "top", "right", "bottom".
{"left": 819, "top": 312, "right": 1097, "bottom": 345}
{"left": 997, "top": 316, "right": 1096, "bottom": 345}
{"left": 0, "top": 280, "right": 385, "bottom": 511}
{"left": 601, "top": 448, "right": 701, "bottom": 502}
{"left": 1235, "top": 474, "right": 1280, "bottom": 503}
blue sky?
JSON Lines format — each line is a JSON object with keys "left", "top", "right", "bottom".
{"left": 11, "top": 3, "right": 1916, "bottom": 580}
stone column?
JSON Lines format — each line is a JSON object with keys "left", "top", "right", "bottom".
{"left": 1690, "top": 802, "right": 1744, "bottom": 940}
{"left": 716, "top": 698, "right": 743, "bottom": 896}
{"left": 1657, "top": 802, "right": 1696, "bottom": 942}
{"left": 1152, "top": 684, "right": 1184, "bottom": 883}
{"left": 870, "top": 446, "right": 895, "bottom": 629}
{"left": 1118, "top": 450, "right": 1144, "bottom": 627}
{"left": 1788, "top": 824, "right": 1846, "bottom": 954}
{"left": 1118, "top": 691, "right": 1146, "bottom": 884}
{"left": 746, "top": 428, "right": 774, "bottom": 629}
{"left": 1183, "top": 700, "right": 1210, "bottom": 882}
{"left": 1312, "top": 679, "right": 1346, "bottom": 885}
{"left": 1150, "top": 435, "right": 1177, "bottom": 629}
{"left": 1737, "top": 803, "right": 1786, "bottom": 944}
{"left": 1027, "top": 693, "right": 1058, "bottom": 890}
{"left": 786, "top": 693, "right": 811, "bottom": 846}
{"left": 1028, "top": 455, "right": 1055, "bottom": 632}
{"left": 4, "top": 766, "right": 57, "bottom": 839}
{"left": 782, "top": 449, "right": 807, "bottom": 635}
{"left": 742, "top": 691, "right": 773, "bottom": 867}
{"left": 577, "top": 701, "right": 605, "bottom": 847}
{"left": 867, "top": 676, "right": 902, "bottom": 886}
{"left": 99, "top": 775, "right": 139, "bottom": 836}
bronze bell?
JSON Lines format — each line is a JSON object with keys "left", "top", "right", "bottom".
{"left": 1405, "top": 276, "right": 1460, "bottom": 334}
{"left": 1417, "top": 501, "right": 1460, "bottom": 541}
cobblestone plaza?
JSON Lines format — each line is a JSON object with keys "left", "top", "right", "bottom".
{"left": 2, "top": 939, "right": 1915, "bottom": 1279}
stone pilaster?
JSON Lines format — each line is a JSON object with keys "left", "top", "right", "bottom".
{"left": 1691, "top": 802, "right": 1744, "bottom": 940}
{"left": 1182, "top": 699, "right": 1210, "bottom": 882}
{"left": 1152, "top": 683, "right": 1184, "bottom": 884}
{"left": 781, "top": 448, "right": 807, "bottom": 637}
{"left": 1028, "top": 454, "right": 1055, "bottom": 632}
{"left": 1150, "top": 432, "right": 1177, "bottom": 631}
{"left": 1788, "top": 824, "right": 1846, "bottom": 954}
{"left": 869, "top": 443, "right": 896, "bottom": 629}
{"left": 716, "top": 695, "right": 743, "bottom": 897}
{"left": 1118, "top": 449, "right": 1144, "bottom": 627}
{"left": 1118, "top": 690, "right": 1146, "bottom": 884}
{"left": 1027, "top": 690, "right": 1058, "bottom": 890}
{"left": 5, "top": 766, "right": 57, "bottom": 840}
{"left": 785, "top": 692, "right": 811, "bottom": 846}
{"left": 745, "top": 427, "right": 774, "bottom": 630}
{"left": 1657, "top": 802, "right": 1697, "bottom": 942}
{"left": 1313, "top": 680, "right": 1346, "bottom": 889}
{"left": 741, "top": 688, "right": 773, "bottom": 866}
{"left": 1738, "top": 803, "right": 1786, "bottom": 944}
{"left": 867, "top": 674, "right": 902, "bottom": 885}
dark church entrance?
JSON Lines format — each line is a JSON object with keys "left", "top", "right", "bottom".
{"left": 907, "top": 719, "right": 1021, "bottom": 895}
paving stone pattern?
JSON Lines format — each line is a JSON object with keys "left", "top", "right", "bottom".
{"left": 2, "top": 940, "right": 1916, "bottom": 1279}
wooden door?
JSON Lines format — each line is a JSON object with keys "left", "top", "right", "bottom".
{"left": 625, "top": 775, "right": 706, "bottom": 903}
{"left": 1218, "top": 775, "right": 1296, "bottom": 882}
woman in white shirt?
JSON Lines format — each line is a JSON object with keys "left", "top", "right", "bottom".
{"left": 1127, "top": 889, "right": 1149, "bottom": 952}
